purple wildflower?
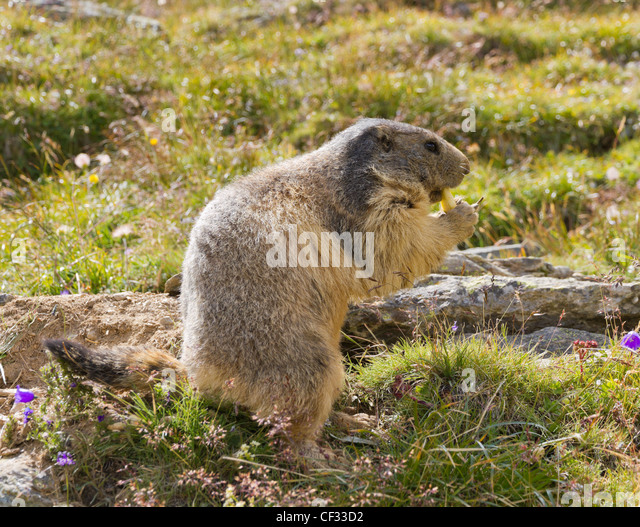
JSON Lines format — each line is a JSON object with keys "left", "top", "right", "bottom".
{"left": 23, "top": 407, "right": 33, "bottom": 425}
{"left": 56, "top": 451, "right": 75, "bottom": 466}
{"left": 452, "top": 321, "right": 459, "bottom": 332}
{"left": 621, "top": 331, "right": 640, "bottom": 351}
{"left": 97, "top": 415, "right": 105, "bottom": 423}
{"left": 60, "top": 289, "right": 71, "bottom": 295}
{"left": 15, "top": 385, "right": 35, "bottom": 404}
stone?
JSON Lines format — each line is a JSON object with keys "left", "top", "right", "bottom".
{"left": 0, "top": 452, "right": 61, "bottom": 507}
{"left": 0, "top": 294, "right": 14, "bottom": 306}
{"left": 437, "top": 253, "right": 575, "bottom": 279}
{"left": 164, "top": 274, "right": 182, "bottom": 296}
{"left": 343, "top": 274, "right": 640, "bottom": 341}
{"left": 458, "top": 243, "right": 530, "bottom": 259}
{"left": 110, "top": 292, "right": 131, "bottom": 301}
{"left": 437, "top": 252, "right": 510, "bottom": 276}
{"left": 159, "top": 316, "right": 174, "bottom": 329}
{"left": 26, "top": 0, "right": 163, "bottom": 33}
{"left": 85, "top": 328, "right": 100, "bottom": 341}
{"left": 507, "top": 327, "right": 611, "bottom": 356}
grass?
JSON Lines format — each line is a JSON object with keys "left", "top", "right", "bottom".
{"left": 1, "top": 0, "right": 640, "bottom": 507}
{"left": 1, "top": 0, "right": 640, "bottom": 294}
{"left": 10, "top": 328, "right": 639, "bottom": 506}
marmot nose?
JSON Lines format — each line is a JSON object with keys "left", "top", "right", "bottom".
{"left": 460, "top": 159, "right": 471, "bottom": 176}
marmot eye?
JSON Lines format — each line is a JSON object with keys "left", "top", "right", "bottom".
{"left": 380, "top": 136, "right": 393, "bottom": 152}
{"left": 425, "top": 141, "right": 439, "bottom": 154}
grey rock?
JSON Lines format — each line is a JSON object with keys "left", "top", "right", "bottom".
{"left": 437, "top": 252, "right": 512, "bottom": 276}
{"left": 482, "top": 327, "right": 610, "bottom": 356}
{"left": 159, "top": 316, "right": 174, "bottom": 329}
{"left": 0, "top": 294, "right": 14, "bottom": 306}
{"left": 437, "top": 252, "right": 575, "bottom": 279}
{"left": 490, "top": 257, "right": 552, "bottom": 276}
{"left": 26, "top": 0, "right": 163, "bottom": 33}
{"left": 0, "top": 452, "right": 60, "bottom": 507}
{"left": 110, "top": 292, "right": 131, "bottom": 301}
{"left": 343, "top": 274, "right": 640, "bottom": 341}
{"left": 164, "top": 273, "right": 182, "bottom": 296}
{"left": 459, "top": 243, "right": 532, "bottom": 259}
{"left": 85, "top": 328, "right": 99, "bottom": 341}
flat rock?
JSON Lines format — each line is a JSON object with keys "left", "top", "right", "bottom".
{"left": 343, "top": 274, "right": 640, "bottom": 341}
{"left": 26, "top": 0, "right": 163, "bottom": 32}
{"left": 466, "top": 327, "right": 611, "bottom": 356}
{"left": 0, "top": 294, "right": 14, "bottom": 306}
{"left": 458, "top": 243, "right": 530, "bottom": 259}
{"left": 437, "top": 253, "right": 575, "bottom": 279}
{"left": 509, "top": 327, "right": 611, "bottom": 356}
{"left": 0, "top": 452, "right": 60, "bottom": 507}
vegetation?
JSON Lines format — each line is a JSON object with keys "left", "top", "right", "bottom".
{"left": 1, "top": 0, "right": 639, "bottom": 295}
{"left": 1, "top": 0, "right": 639, "bottom": 507}
{"left": 20, "top": 333, "right": 640, "bottom": 506}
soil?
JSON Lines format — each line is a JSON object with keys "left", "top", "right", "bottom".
{"left": 0, "top": 292, "right": 182, "bottom": 399}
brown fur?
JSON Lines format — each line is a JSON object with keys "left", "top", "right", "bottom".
{"left": 44, "top": 118, "right": 478, "bottom": 455}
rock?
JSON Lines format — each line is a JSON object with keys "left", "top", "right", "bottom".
{"left": 551, "top": 266, "right": 574, "bottom": 279}
{"left": 159, "top": 316, "right": 174, "bottom": 329}
{"left": 437, "top": 252, "right": 511, "bottom": 276}
{"left": 164, "top": 274, "right": 182, "bottom": 296}
{"left": 509, "top": 327, "right": 611, "bottom": 356}
{"left": 0, "top": 452, "right": 61, "bottom": 507}
{"left": 489, "top": 257, "right": 552, "bottom": 276}
{"left": 469, "top": 327, "right": 611, "bottom": 356}
{"left": 0, "top": 294, "right": 14, "bottom": 306}
{"left": 110, "top": 292, "right": 131, "bottom": 301}
{"left": 437, "top": 252, "right": 575, "bottom": 279}
{"left": 85, "top": 328, "right": 100, "bottom": 341}
{"left": 26, "top": 0, "right": 163, "bottom": 33}
{"left": 343, "top": 274, "right": 640, "bottom": 341}
{"left": 458, "top": 243, "right": 531, "bottom": 259}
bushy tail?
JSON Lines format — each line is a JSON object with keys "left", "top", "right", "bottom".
{"left": 43, "top": 339, "right": 185, "bottom": 391}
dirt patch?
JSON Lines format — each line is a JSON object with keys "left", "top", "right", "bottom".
{"left": 0, "top": 293, "right": 182, "bottom": 396}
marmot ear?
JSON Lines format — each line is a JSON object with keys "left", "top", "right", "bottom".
{"left": 369, "top": 125, "right": 393, "bottom": 152}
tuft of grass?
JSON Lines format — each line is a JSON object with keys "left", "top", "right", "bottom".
{"left": 352, "top": 334, "right": 640, "bottom": 505}
{"left": 1, "top": 0, "right": 639, "bottom": 294}
{"left": 20, "top": 328, "right": 640, "bottom": 506}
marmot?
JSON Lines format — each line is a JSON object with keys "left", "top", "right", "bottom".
{"left": 45, "top": 118, "right": 478, "bottom": 458}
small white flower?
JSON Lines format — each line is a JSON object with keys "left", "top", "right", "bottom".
{"left": 74, "top": 153, "right": 90, "bottom": 169}
{"left": 96, "top": 153, "right": 111, "bottom": 166}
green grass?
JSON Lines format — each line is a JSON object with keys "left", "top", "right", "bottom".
{"left": 1, "top": 0, "right": 640, "bottom": 294}
{"left": 2, "top": 0, "right": 640, "bottom": 507}
{"left": 16, "top": 330, "right": 640, "bottom": 506}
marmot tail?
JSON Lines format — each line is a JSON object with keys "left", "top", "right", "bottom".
{"left": 43, "top": 339, "right": 185, "bottom": 391}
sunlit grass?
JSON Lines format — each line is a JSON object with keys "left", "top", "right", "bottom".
{"left": 21, "top": 328, "right": 640, "bottom": 506}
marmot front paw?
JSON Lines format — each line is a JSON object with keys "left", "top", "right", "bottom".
{"left": 443, "top": 200, "right": 479, "bottom": 241}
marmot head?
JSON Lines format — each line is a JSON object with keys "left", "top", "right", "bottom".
{"left": 331, "top": 118, "right": 470, "bottom": 211}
